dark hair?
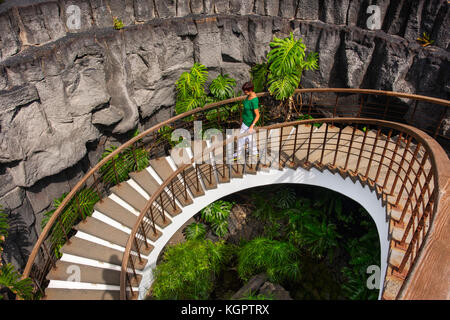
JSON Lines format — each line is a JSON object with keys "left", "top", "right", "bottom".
{"left": 242, "top": 81, "right": 254, "bottom": 92}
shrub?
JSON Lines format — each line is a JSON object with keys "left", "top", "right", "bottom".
{"left": 0, "top": 205, "right": 34, "bottom": 300}
{"left": 151, "top": 240, "right": 232, "bottom": 299}
{"left": 237, "top": 237, "right": 301, "bottom": 283}
{"left": 184, "top": 223, "right": 207, "bottom": 240}
{"left": 200, "top": 200, "right": 233, "bottom": 238}
{"left": 42, "top": 188, "right": 100, "bottom": 258}
{"left": 99, "top": 130, "right": 149, "bottom": 185}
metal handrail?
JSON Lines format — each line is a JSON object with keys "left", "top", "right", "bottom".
{"left": 21, "top": 88, "right": 450, "bottom": 299}
{"left": 120, "top": 118, "right": 450, "bottom": 300}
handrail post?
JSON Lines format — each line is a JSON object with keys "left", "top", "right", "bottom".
{"left": 319, "top": 123, "right": 328, "bottom": 165}
{"left": 374, "top": 129, "right": 393, "bottom": 183}
{"left": 344, "top": 125, "right": 357, "bottom": 170}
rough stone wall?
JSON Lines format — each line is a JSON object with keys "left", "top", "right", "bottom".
{"left": 0, "top": 0, "right": 448, "bottom": 271}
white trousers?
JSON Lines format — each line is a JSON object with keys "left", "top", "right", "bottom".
{"left": 237, "top": 123, "right": 258, "bottom": 157}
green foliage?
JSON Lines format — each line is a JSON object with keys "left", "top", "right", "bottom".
{"left": 0, "top": 264, "right": 33, "bottom": 300}
{"left": 275, "top": 188, "right": 296, "bottom": 209}
{"left": 341, "top": 228, "right": 380, "bottom": 300}
{"left": 113, "top": 17, "right": 124, "bottom": 30}
{"left": 175, "top": 64, "right": 241, "bottom": 126}
{"left": 250, "top": 193, "right": 277, "bottom": 221}
{"left": 296, "top": 219, "right": 340, "bottom": 261}
{"left": 152, "top": 240, "right": 232, "bottom": 299}
{"left": 297, "top": 114, "right": 321, "bottom": 127}
{"left": 42, "top": 188, "right": 100, "bottom": 258}
{"left": 184, "top": 223, "right": 207, "bottom": 240}
{"left": 201, "top": 200, "right": 233, "bottom": 223}
{"left": 265, "top": 32, "right": 319, "bottom": 101}
{"left": 201, "top": 200, "right": 233, "bottom": 238}
{"left": 239, "top": 290, "right": 274, "bottom": 300}
{"left": 0, "top": 205, "right": 8, "bottom": 243}
{"left": 417, "top": 32, "right": 434, "bottom": 47}
{"left": 175, "top": 63, "right": 209, "bottom": 115}
{"left": 250, "top": 63, "right": 269, "bottom": 93}
{"left": 209, "top": 74, "right": 236, "bottom": 101}
{"left": 237, "top": 237, "right": 301, "bottom": 283}
{"left": 99, "top": 132, "right": 149, "bottom": 185}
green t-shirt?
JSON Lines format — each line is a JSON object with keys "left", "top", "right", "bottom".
{"left": 242, "top": 96, "right": 259, "bottom": 127}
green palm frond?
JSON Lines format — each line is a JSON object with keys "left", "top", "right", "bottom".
{"left": 184, "top": 223, "right": 207, "bottom": 240}
{"left": 190, "top": 62, "right": 208, "bottom": 87}
{"left": 275, "top": 188, "right": 296, "bottom": 209}
{"left": 267, "top": 32, "right": 306, "bottom": 76}
{"left": 268, "top": 71, "right": 302, "bottom": 100}
{"left": 209, "top": 74, "right": 236, "bottom": 101}
{"left": 201, "top": 200, "right": 233, "bottom": 224}
{"left": 0, "top": 264, "right": 33, "bottom": 300}
{"left": 99, "top": 145, "right": 130, "bottom": 185}
{"left": 250, "top": 63, "right": 269, "bottom": 92}
{"left": 211, "top": 219, "right": 229, "bottom": 238}
{"left": 175, "top": 95, "right": 205, "bottom": 114}
{"left": 301, "top": 52, "right": 319, "bottom": 71}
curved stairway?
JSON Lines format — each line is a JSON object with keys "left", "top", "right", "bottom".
{"left": 42, "top": 121, "right": 434, "bottom": 300}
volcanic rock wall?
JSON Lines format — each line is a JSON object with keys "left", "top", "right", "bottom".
{"left": 0, "top": 0, "right": 448, "bottom": 270}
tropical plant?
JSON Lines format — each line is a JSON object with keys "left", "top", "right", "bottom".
{"left": 340, "top": 226, "right": 380, "bottom": 300}
{"left": 0, "top": 205, "right": 34, "bottom": 300}
{"left": 175, "top": 63, "right": 209, "bottom": 115}
{"left": 184, "top": 222, "right": 207, "bottom": 240}
{"left": 250, "top": 193, "right": 276, "bottom": 221}
{"left": 200, "top": 200, "right": 233, "bottom": 238}
{"left": 417, "top": 32, "right": 434, "bottom": 47}
{"left": 205, "top": 74, "right": 241, "bottom": 124}
{"left": 0, "top": 205, "right": 8, "bottom": 243}
{"left": 251, "top": 32, "right": 319, "bottom": 120}
{"left": 0, "top": 264, "right": 33, "bottom": 300}
{"left": 275, "top": 187, "right": 296, "bottom": 209}
{"left": 99, "top": 130, "right": 149, "bottom": 185}
{"left": 297, "top": 219, "right": 340, "bottom": 262}
{"left": 237, "top": 237, "right": 301, "bottom": 283}
{"left": 42, "top": 188, "right": 100, "bottom": 258}
{"left": 113, "top": 17, "right": 124, "bottom": 30}
{"left": 151, "top": 240, "right": 232, "bottom": 299}
{"left": 201, "top": 200, "right": 232, "bottom": 224}
{"left": 250, "top": 63, "right": 269, "bottom": 93}
{"left": 209, "top": 74, "right": 237, "bottom": 101}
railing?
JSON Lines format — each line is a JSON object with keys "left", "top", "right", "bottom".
{"left": 120, "top": 118, "right": 450, "bottom": 299}
{"left": 21, "top": 88, "right": 450, "bottom": 299}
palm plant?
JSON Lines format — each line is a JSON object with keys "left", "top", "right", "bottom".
{"left": 42, "top": 188, "right": 100, "bottom": 258}
{"left": 200, "top": 200, "right": 233, "bottom": 238}
{"left": 0, "top": 264, "right": 34, "bottom": 300}
{"left": 206, "top": 74, "right": 240, "bottom": 124}
{"left": 298, "top": 220, "right": 340, "bottom": 262}
{"left": 184, "top": 222, "right": 207, "bottom": 240}
{"left": 99, "top": 130, "right": 149, "bottom": 185}
{"left": 175, "top": 63, "right": 209, "bottom": 116}
{"left": 237, "top": 237, "right": 301, "bottom": 283}
{"left": 0, "top": 205, "right": 34, "bottom": 300}
{"left": 251, "top": 32, "right": 319, "bottom": 120}
{"left": 275, "top": 187, "right": 296, "bottom": 209}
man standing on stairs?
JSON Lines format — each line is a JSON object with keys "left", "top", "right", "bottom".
{"left": 236, "top": 82, "right": 260, "bottom": 162}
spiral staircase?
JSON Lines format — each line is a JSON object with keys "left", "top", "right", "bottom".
{"left": 21, "top": 89, "right": 450, "bottom": 300}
